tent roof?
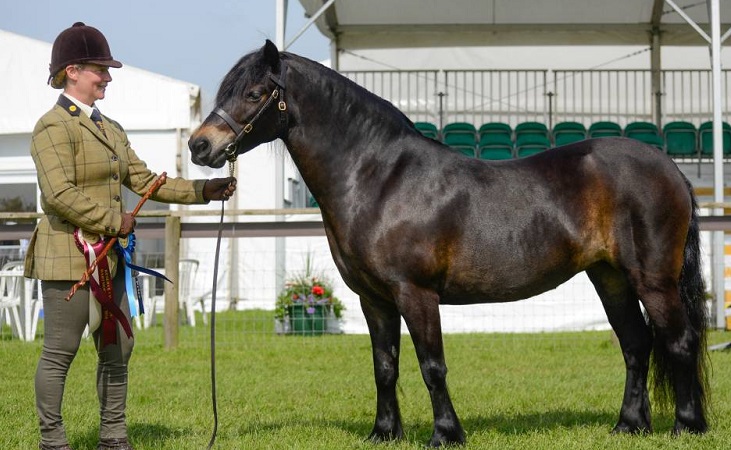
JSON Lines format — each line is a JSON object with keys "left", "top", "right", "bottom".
{"left": 299, "top": 0, "right": 731, "bottom": 48}
{"left": 0, "top": 30, "right": 200, "bottom": 135}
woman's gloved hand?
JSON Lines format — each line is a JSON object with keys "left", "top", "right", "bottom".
{"left": 203, "top": 177, "right": 237, "bottom": 201}
{"left": 119, "top": 212, "right": 136, "bottom": 238}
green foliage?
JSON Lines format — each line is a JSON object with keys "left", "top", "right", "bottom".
{"left": 2, "top": 319, "right": 731, "bottom": 449}
{"left": 275, "top": 258, "right": 345, "bottom": 320}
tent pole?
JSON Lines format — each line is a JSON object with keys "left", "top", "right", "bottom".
{"left": 709, "top": 0, "right": 726, "bottom": 329}
{"left": 275, "top": 0, "right": 288, "bottom": 298}
{"left": 650, "top": 28, "right": 662, "bottom": 128}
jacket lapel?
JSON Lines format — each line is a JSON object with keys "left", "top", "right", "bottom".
{"left": 56, "top": 95, "right": 116, "bottom": 151}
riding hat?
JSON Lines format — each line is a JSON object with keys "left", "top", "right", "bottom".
{"left": 48, "top": 22, "right": 123, "bottom": 88}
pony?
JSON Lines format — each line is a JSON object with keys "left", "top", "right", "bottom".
{"left": 188, "top": 40, "right": 709, "bottom": 447}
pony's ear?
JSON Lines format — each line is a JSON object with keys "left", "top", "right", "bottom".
{"left": 263, "top": 39, "right": 281, "bottom": 73}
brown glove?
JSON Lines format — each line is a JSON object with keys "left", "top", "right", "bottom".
{"left": 119, "top": 212, "right": 136, "bottom": 238}
{"left": 203, "top": 177, "right": 237, "bottom": 201}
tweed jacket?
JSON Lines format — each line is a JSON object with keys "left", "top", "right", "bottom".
{"left": 25, "top": 95, "right": 208, "bottom": 280}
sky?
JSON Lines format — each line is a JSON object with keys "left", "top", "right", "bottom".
{"left": 0, "top": 0, "right": 331, "bottom": 111}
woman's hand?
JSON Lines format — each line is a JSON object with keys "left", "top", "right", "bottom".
{"left": 119, "top": 212, "right": 136, "bottom": 237}
{"left": 203, "top": 177, "right": 237, "bottom": 201}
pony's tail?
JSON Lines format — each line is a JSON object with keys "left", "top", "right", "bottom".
{"left": 651, "top": 178, "right": 710, "bottom": 415}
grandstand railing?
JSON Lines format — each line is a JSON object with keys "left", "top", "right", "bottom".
{"left": 341, "top": 68, "right": 731, "bottom": 131}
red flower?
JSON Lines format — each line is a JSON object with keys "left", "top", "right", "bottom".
{"left": 311, "top": 285, "right": 325, "bottom": 296}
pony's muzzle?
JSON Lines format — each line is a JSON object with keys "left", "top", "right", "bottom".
{"left": 188, "top": 136, "right": 212, "bottom": 165}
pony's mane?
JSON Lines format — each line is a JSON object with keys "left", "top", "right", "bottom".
{"left": 287, "top": 53, "right": 415, "bottom": 128}
{"left": 215, "top": 47, "right": 416, "bottom": 131}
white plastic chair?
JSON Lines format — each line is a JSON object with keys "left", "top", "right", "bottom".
{"left": 133, "top": 259, "right": 201, "bottom": 327}
{"left": 0, "top": 261, "right": 24, "bottom": 336}
{"left": 178, "top": 259, "right": 200, "bottom": 326}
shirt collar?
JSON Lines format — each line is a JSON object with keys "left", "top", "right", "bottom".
{"left": 62, "top": 93, "right": 96, "bottom": 118}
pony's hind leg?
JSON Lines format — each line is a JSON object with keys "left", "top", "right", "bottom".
{"left": 361, "top": 296, "right": 404, "bottom": 442}
{"left": 393, "top": 282, "right": 465, "bottom": 447}
{"left": 587, "top": 264, "right": 653, "bottom": 434}
{"left": 637, "top": 284, "right": 708, "bottom": 434}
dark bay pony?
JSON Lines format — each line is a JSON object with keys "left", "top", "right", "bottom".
{"left": 189, "top": 40, "right": 709, "bottom": 446}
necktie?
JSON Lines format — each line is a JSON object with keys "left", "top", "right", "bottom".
{"left": 90, "top": 108, "right": 106, "bottom": 137}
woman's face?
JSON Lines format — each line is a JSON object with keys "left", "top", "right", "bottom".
{"left": 65, "top": 63, "right": 113, "bottom": 105}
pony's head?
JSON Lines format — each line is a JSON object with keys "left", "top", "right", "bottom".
{"left": 189, "top": 40, "right": 288, "bottom": 168}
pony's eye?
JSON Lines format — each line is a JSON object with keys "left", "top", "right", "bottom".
{"left": 247, "top": 91, "right": 263, "bottom": 102}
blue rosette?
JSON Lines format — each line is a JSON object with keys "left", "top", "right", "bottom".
{"left": 115, "top": 233, "right": 171, "bottom": 317}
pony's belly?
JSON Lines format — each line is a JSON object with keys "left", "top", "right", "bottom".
{"left": 440, "top": 268, "right": 579, "bottom": 305}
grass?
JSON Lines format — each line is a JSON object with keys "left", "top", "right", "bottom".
{"left": 1, "top": 311, "right": 731, "bottom": 449}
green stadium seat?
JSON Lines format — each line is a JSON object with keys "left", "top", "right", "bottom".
{"left": 515, "top": 134, "right": 550, "bottom": 158}
{"left": 414, "top": 121, "right": 439, "bottom": 140}
{"left": 635, "top": 134, "right": 665, "bottom": 150}
{"left": 443, "top": 122, "right": 477, "bottom": 138}
{"left": 478, "top": 133, "right": 513, "bottom": 160}
{"left": 515, "top": 121, "right": 549, "bottom": 138}
{"left": 552, "top": 121, "right": 586, "bottom": 147}
{"left": 588, "top": 121, "right": 622, "bottom": 138}
{"left": 624, "top": 121, "right": 659, "bottom": 136}
{"left": 443, "top": 122, "right": 477, "bottom": 157}
{"left": 699, "top": 121, "right": 731, "bottom": 157}
{"left": 478, "top": 122, "right": 512, "bottom": 141}
{"left": 663, "top": 121, "right": 697, "bottom": 158}
{"left": 623, "top": 121, "right": 663, "bottom": 149}
{"left": 443, "top": 133, "right": 476, "bottom": 157}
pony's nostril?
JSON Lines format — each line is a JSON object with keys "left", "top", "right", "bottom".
{"left": 189, "top": 137, "right": 211, "bottom": 155}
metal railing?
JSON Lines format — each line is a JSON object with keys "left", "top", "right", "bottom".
{"left": 341, "top": 68, "right": 731, "bottom": 129}
{"left": 3, "top": 206, "right": 731, "bottom": 346}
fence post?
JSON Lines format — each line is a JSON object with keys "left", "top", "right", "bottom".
{"left": 164, "top": 215, "right": 181, "bottom": 349}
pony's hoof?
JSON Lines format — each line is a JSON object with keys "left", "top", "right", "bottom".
{"left": 428, "top": 429, "right": 466, "bottom": 447}
{"left": 672, "top": 420, "right": 707, "bottom": 435}
{"left": 611, "top": 422, "right": 651, "bottom": 435}
{"left": 367, "top": 428, "right": 403, "bottom": 443}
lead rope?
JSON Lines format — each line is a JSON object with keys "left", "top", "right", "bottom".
{"left": 207, "top": 159, "right": 235, "bottom": 450}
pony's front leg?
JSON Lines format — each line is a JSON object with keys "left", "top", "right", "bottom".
{"left": 361, "top": 296, "right": 404, "bottom": 442}
{"left": 395, "top": 283, "right": 465, "bottom": 447}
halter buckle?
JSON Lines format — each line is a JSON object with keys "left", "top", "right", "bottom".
{"left": 243, "top": 123, "right": 253, "bottom": 134}
{"left": 224, "top": 142, "right": 237, "bottom": 160}
{"left": 278, "top": 101, "right": 287, "bottom": 111}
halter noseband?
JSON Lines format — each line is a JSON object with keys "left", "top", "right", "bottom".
{"left": 210, "top": 61, "right": 288, "bottom": 162}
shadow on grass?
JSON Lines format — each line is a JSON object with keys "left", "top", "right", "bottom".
{"left": 71, "top": 423, "right": 191, "bottom": 450}
{"left": 234, "top": 408, "right": 676, "bottom": 446}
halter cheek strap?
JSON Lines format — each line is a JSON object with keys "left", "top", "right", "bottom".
{"left": 210, "top": 61, "right": 289, "bottom": 161}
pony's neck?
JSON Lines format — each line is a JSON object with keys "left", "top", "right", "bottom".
{"left": 282, "top": 57, "right": 413, "bottom": 205}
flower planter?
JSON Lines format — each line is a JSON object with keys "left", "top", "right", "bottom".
{"left": 288, "top": 304, "right": 327, "bottom": 336}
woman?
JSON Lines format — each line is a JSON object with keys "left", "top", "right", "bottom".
{"left": 26, "top": 22, "right": 236, "bottom": 450}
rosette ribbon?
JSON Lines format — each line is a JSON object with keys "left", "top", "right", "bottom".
{"left": 115, "top": 233, "right": 171, "bottom": 318}
{"left": 74, "top": 229, "right": 133, "bottom": 347}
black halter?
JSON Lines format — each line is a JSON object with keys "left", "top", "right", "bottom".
{"left": 209, "top": 61, "right": 288, "bottom": 162}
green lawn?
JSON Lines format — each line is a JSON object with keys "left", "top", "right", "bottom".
{"left": 2, "top": 311, "right": 731, "bottom": 449}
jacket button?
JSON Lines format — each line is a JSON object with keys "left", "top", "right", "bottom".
{"left": 111, "top": 155, "right": 118, "bottom": 161}
{"left": 112, "top": 173, "right": 119, "bottom": 180}
{"left": 113, "top": 195, "right": 121, "bottom": 202}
